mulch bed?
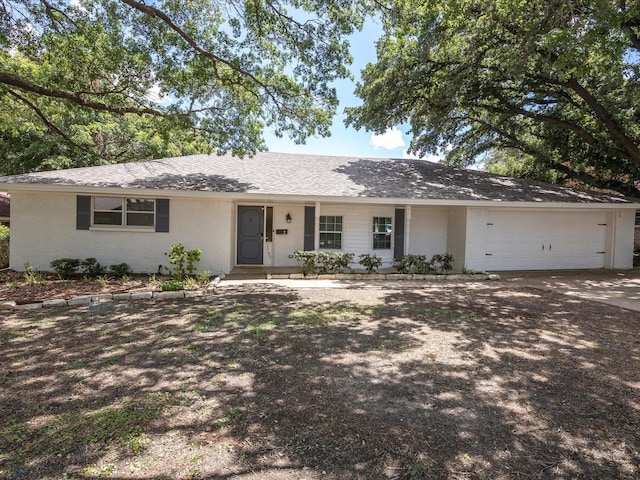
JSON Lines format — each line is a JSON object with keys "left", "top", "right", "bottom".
{"left": 0, "top": 270, "right": 156, "bottom": 304}
{"left": 1, "top": 281, "right": 639, "bottom": 479}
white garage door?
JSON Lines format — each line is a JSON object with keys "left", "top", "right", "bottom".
{"left": 485, "top": 210, "right": 608, "bottom": 270}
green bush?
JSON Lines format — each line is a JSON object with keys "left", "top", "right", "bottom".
{"left": 329, "top": 252, "right": 354, "bottom": 273}
{"left": 161, "top": 279, "right": 184, "bottom": 291}
{"left": 392, "top": 253, "right": 455, "bottom": 275}
{"left": 392, "top": 255, "right": 412, "bottom": 274}
{"left": 24, "top": 263, "right": 46, "bottom": 284}
{"left": 197, "top": 270, "right": 212, "bottom": 284}
{"left": 0, "top": 225, "right": 8, "bottom": 268}
{"left": 50, "top": 258, "right": 81, "bottom": 279}
{"left": 293, "top": 251, "right": 354, "bottom": 274}
{"left": 0, "top": 225, "right": 9, "bottom": 243}
{"left": 358, "top": 253, "right": 382, "bottom": 274}
{"left": 431, "top": 253, "right": 454, "bottom": 274}
{"left": 81, "top": 257, "right": 105, "bottom": 277}
{"left": 293, "top": 251, "right": 318, "bottom": 275}
{"left": 110, "top": 263, "right": 133, "bottom": 278}
{"left": 165, "top": 243, "right": 202, "bottom": 281}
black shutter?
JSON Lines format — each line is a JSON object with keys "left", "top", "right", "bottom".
{"left": 304, "top": 206, "right": 315, "bottom": 251}
{"left": 76, "top": 195, "right": 91, "bottom": 230}
{"left": 155, "top": 199, "right": 170, "bottom": 232}
{"left": 394, "top": 208, "right": 405, "bottom": 258}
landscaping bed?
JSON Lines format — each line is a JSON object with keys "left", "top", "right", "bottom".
{"left": 2, "top": 282, "right": 639, "bottom": 479}
{"left": 0, "top": 269, "right": 157, "bottom": 304}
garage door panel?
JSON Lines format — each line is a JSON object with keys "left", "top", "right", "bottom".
{"left": 485, "top": 211, "right": 607, "bottom": 271}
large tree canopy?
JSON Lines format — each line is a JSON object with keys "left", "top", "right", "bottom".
{"left": 346, "top": 0, "right": 640, "bottom": 196}
{"left": 0, "top": 0, "right": 368, "bottom": 174}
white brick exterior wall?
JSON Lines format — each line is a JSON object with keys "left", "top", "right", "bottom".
{"left": 10, "top": 191, "right": 234, "bottom": 274}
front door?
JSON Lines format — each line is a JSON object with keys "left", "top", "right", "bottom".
{"left": 237, "top": 206, "right": 264, "bottom": 265}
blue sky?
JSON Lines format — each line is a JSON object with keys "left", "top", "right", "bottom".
{"left": 263, "top": 19, "right": 441, "bottom": 161}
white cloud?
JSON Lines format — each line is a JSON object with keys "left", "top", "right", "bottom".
{"left": 370, "top": 127, "right": 405, "bottom": 150}
{"left": 69, "top": 0, "right": 86, "bottom": 11}
{"left": 145, "top": 83, "right": 163, "bottom": 104}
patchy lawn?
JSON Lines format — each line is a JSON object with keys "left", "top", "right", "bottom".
{"left": 1, "top": 282, "right": 639, "bottom": 479}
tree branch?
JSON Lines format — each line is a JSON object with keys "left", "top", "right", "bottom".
{"left": 547, "top": 76, "right": 640, "bottom": 165}
{"left": 6, "top": 88, "right": 102, "bottom": 159}
{"left": 119, "top": 0, "right": 272, "bottom": 104}
{"left": 0, "top": 71, "right": 163, "bottom": 116}
{"left": 477, "top": 116, "right": 638, "bottom": 195}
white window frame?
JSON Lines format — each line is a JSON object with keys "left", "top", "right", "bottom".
{"left": 92, "top": 197, "right": 156, "bottom": 229}
{"left": 372, "top": 216, "right": 392, "bottom": 250}
{"left": 319, "top": 215, "right": 343, "bottom": 250}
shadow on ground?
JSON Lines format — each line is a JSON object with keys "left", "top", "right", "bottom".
{"left": 1, "top": 282, "right": 639, "bottom": 479}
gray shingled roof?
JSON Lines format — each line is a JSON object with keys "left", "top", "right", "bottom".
{"left": 0, "top": 152, "right": 633, "bottom": 203}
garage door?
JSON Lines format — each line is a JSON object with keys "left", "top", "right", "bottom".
{"left": 485, "top": 210, "right": 608, "bottom": 270}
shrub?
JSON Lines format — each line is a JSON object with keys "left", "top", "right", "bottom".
{"left": 24, "top": 263, "right": 46, "bottom": 284}
{"left": 410, "top": 255, "right": 433, "bottom": 274}
{"left": 110, "top": 263, "right": 133, "bottom": 278}
{"left": 50, "top": 258, "right": 81, "bottom": 279}
{"left": 328, "top": 252, "right": 354, "bottom": 273}
{"left": 161, "top": 279, "right": 184, "bottom": 291}
{"left": 392, "top": 253, "right": 455, "bottom": 274}
{"left": 392, "top": 255, "right": 412, "bottom": 274}
{"left": 432, "top": 253, "right": 454, "bottom": 274}
{"left": 81, "top": 257, "right": 105, "bottom": 277}
{"left": 294, "top": 251, "right": 355, "bottom": 274}
{"left": 165, "top": 243, "right": 202, "bottom": 281}
{"left": 0, "top": 225, "right": 8, "bottom": 243}
{"left": 294, "top": 251, "right": 318, "bottom": 275}
{"left": 184, "top": 277, "right": 199, "bottom": 289}
{"left": 0, "top": 225, "right": 8, "bottom": 268}
{"left": 197, "top": 270, "right": 212, "bottom": 284}
{"left": 359, "top": 253, "right": 382, "bottom": 274}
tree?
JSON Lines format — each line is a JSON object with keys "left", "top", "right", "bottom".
{"left": 0, "top": 0, "right": 368, "bottom": 173}
{"left": 346, "top": 0, "right": 640, "bottom": 196}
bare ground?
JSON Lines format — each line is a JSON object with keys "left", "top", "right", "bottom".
{"left": 1, "top": 281, "right": 639, "bottom": 479}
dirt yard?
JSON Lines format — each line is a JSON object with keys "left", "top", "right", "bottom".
{"left": 1, "top": 281, "right": 639, "bottom": 479}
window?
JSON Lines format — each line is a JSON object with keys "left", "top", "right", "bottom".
{"left": 319, "top": 215, "right": 342, "bottom": 249}
{"left": 373, "top": 217, "right": 392, "bottom": 249}
{"left": 93, "top": 197, "right": 155, "bottom": 227}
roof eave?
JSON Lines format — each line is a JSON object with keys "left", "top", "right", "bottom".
{"left": 0, "top": 182, "right": 637, "bottom": 209}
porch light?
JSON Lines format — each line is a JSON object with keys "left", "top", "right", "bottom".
{"left": 286, "top": 212, "right": 292, "bottom": 223}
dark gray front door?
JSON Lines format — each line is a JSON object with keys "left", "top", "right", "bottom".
{"left": 237, "top": 206, "right": 264, "bottom": 264}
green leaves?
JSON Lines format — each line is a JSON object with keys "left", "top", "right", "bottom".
{"left": 0, "top": 0, "right": 371, "bottom": 173}
{"left": 348, "top": 0, "right": 640, "bottom": 196}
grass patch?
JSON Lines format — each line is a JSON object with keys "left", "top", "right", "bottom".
{"left": 212, "top": 407, "right": 243, "bottom": 429}
{"left": 1, "top": 394, "right": 170, "bottom": 472}
{"left": 194, "top": 310, "right": 226, "bottom": 333}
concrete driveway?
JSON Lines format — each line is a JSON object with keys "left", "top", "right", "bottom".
{"left": 499, "top": 269, "right": 640, "bottom": 312}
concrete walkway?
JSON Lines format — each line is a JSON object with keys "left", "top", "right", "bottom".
{"left": 221, "top": 269, "right": 640, "bottom": 312}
